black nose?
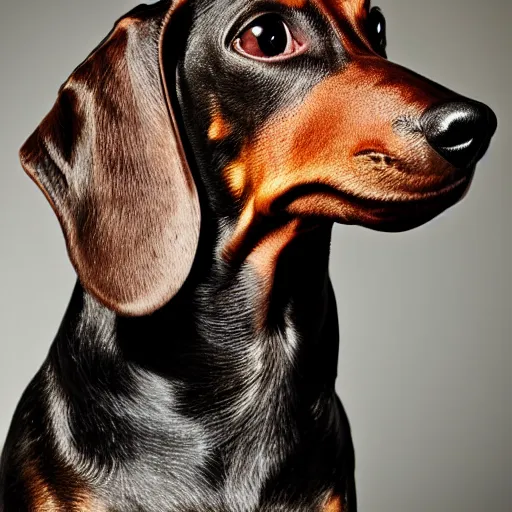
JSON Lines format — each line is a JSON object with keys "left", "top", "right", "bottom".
{"left": 420, "top": 101, "right": 497, "bottom": 168}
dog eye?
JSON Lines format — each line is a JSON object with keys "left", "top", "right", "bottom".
{"left": 234, "top": 14, "right": 305, "bottom": 61}
{"left": 367, "top": 7, "right": 387, "bottom": 56}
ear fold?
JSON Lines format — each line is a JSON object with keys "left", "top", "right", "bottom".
{"left": 20, "top": 1, "right": 200, "bottom": 316}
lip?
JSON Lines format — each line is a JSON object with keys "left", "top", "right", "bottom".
{"left": 272, "top": 174, "right": 470, "bottom": 213}
{"left": 269, "top": 172, "right": 472, "bottom": 232}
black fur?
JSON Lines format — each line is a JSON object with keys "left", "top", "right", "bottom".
{"left": 1, "top": 2, "right": 355, "bottom": 510}
{"left": 0, "top": 0, "right": 497, "bottom": 510}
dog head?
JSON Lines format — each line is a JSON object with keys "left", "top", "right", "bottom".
{"left": 20, "top": 0, "right": 497, "bottom": 316}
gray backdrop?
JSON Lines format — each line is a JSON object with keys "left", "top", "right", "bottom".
{"left": 0, "top": 0, "right": 510, "bottom": 511}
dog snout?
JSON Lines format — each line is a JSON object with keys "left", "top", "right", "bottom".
{"left": 420, "top": 101, "right": 497, "bottom": 169}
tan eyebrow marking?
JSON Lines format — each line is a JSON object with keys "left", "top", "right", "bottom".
{"left": 316, "top": 0, "right": 368, "bottom": 18}
{"left": 277, "top": 0, "right": 308, "bottom": 8}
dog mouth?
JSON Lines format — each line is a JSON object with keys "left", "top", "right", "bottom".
{"left": 271, "top": 172, "right": 472, "bottom": 231}
{"left": 224, "top": 161, "right": 473, "bottom": 264}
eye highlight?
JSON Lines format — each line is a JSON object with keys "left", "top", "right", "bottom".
{"left": 367, "top": 6, "right": 387, "bottom": 57}
{"left": 233, "top": 13, "right": 307, "bottom": 61}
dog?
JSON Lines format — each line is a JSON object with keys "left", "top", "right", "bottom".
{"left": 0, "top": 0, "right": 497, "bottom": 510}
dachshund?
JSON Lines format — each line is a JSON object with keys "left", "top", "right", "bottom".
{"left": 0, "top": 0, "right": 496, "bottom": 510}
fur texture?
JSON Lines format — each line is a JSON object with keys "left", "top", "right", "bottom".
{"left": 0, "top": 1, "right": 496, "bottom": 511}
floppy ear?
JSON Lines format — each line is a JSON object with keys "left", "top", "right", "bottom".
{"left": 19, "top": 1, "right": 200, "bottom": 316}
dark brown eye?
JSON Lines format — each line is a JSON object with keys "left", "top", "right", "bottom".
{"left": 234, "top": 14, "right": 306, "bottom": 61}
{"left": 367, "top": 7, "right": 387, "bottom": 57}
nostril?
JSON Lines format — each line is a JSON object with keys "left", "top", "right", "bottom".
{"left": 420, "top": 101, "right": 497, "bottom": 168}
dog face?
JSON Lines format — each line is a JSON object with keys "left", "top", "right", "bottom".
{"left": 20, "top": 0, "right": 496, "bottom": 315}
{"left": 177, "top": 0, "right": 497, "bottom": 235}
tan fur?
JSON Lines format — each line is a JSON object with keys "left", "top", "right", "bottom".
{"left": 222, "top": 57, "right": 456, "bottom": 255}
{"left": 208, "top": 113, "right": 232, "bottom": 141}
{"left": 23, "top": 463, "right": 102, "bottom": 512}
{"left": 323, "top": 494, "right": 344, "bottom": 512}
{"left": 278, "top": 0, "right": 308, "bottom": 8}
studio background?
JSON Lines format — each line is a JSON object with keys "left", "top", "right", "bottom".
{"left": 0, "top": 1, "right": 510, "bottom": 511}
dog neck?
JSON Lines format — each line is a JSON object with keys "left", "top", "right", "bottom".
{"left": 46, "top": 220, "right": 345, "bottom": 499}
